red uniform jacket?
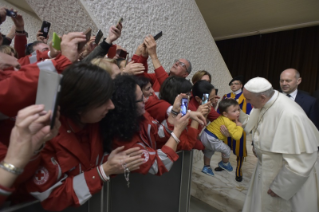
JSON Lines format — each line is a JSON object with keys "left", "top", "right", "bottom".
{"left": 14, "top": 33, "right": 27, "bottom": 59}
{"left": 25, "top": 116, "right": 107, "bottom": 211}
{"left": 17, "top": 50, "right": 51, "bottom": 66}
{"left": 131, "top": 55, "right": 168, "bottom": 92}
{"left": 112, "top": 112, "right": 179, "bottom": 176}
{"left": 0, "top": 54, "right": 71, "bottom": 117}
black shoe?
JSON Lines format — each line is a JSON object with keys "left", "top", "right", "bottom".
{"left": 235, "top": 176, "right": 243, "bottom": 182}
{"left": 214, "top": 167, "right": 224, "bottom": 171}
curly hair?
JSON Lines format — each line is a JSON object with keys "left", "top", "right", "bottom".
{"left": 159, "top": 76, "right": 192, "bottom": 105}
{"left": 101, "top": 74, "right": 142, "bottom": 151}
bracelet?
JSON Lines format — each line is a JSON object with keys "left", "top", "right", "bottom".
{"left": 171, "top": 109, "right": 179, "bottom": 116}
{"left": 0, "top": 161, "right": 24, "bottom": 175}
{"left": 15, "top": 30, "right": 28, "bottom": 38}
{"left": 97, "top": 165, "right": 110, "bottom": 182}
{"left": 171, "top": 132, "right": 180, "bottom": 144}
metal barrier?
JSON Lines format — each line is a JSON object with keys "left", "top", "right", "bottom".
{"left": 0, "top": 150, "right": 193, "bottom": 212}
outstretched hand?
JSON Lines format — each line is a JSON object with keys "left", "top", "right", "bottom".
{"left": 103, "top": 146, "right": 144, "bottom": 175}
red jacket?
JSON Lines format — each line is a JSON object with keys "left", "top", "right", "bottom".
{"left": 25, "top": 116, "right": 107, "bottom": 211}
{"left": 14, "top": 33, "right": 27, "bottom": 59}
{"left": 112, "top": 112, "right": 179, "bottom": 176}
{"left": 131, "top": 55, "right": 168, "bottom": 92}
{"left": 17, "top": 50, "right": 51, "bottom": 66}
{"left": 0, "top": 54, "right": 71, "bottom": 117}
{"left": 145, "top": 95, "right": 171, "bottom": 123}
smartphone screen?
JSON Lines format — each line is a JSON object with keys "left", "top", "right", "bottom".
{"left": 95, "top": 29, "right": 103, "bottom": 44}
{"left": 116, "top": 49, "right": 128, "bottom": 59}
{"left": 40, "top": 21, "right": 51, "bottom": 38}
{"left": 78, "top": 28, "right": 92, "bottom": 51}
{"left": 180, "top": 97, "right": 189, "bottom": 116}
{"left": 153, "top": 31, "right": 162, "bottom": 41}
{"left": 202, "top": 93, "right": 209, "bottom": 105}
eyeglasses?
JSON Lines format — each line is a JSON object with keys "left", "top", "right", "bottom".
{"left": 135, "top": 95, "right": 144, "bottom": 103}
{"left": 174, "top": 59, "right": 187, "bottom": 70}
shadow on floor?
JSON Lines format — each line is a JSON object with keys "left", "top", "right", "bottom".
{"left": 190, "top": 196, "right": 221, "bottom": 212}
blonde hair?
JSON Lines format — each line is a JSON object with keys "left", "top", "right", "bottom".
{"left": 192, "top": 70, "right": 211, "bottom": 84}
{"left": 91, "top": 57, "right": 117, "bottom": 76}
{"left": 0, "top": 45, "right": 18, "bottom": 58}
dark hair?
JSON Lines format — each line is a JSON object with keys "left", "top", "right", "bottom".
{"left": 159, "top": 76, "right": 192, "bottom": 105}
{"left": 101, "top": 74, "right": 141, "bottom": 151}
{"left": 218, "top": 99, "right": 239, "bottom": 115}
{"left": 135, "top": 76, "right": 151, "bottom": 90}
{"left": 192, "top": 80, "right": 215, "bottom": 99}
{"left": 59, "top": 62, "right": 113, "bottom": 123}
{"left": 25, "top": 41, "right": 44, "bottom": 55}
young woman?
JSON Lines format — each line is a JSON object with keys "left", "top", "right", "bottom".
{"left": 101, "top": 75, "right": 193, "bottom": 177}
{"left": 25, "top": 63, "right": 144, "bottom": 211}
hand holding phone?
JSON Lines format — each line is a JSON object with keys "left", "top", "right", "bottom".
{"left": 40, "top": 21, "right": 51, "bottom": 38}
{"left": 202, "top": 93, "right": 209, "bottom": 105}
{"left": 6, "top": 9, "right": 16, "bottom": 17}
{"left": 78, "top": 28, "right": 92, "bottom": 51}
{"left": 116, "top": 18, "right": 123, "bottom": 29}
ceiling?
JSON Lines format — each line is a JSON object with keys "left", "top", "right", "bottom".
{"left": 195, "top": 0, "right": 319, "bottom": 40}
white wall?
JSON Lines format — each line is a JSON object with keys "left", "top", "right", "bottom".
{"left": 0, "top": 0, "right": 41, "bottom": 44}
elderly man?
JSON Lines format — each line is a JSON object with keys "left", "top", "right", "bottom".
{"left": 240, "top": 77, "right": 319, "bottom": 212}
{"left": 280, "top": 68, "right": 319, "bottom": 129}
{"left": 141, "top": 35, "right": 192, "bottom": 93}
{"left": 215, "top": 76, "right": 252, "bottom": 182}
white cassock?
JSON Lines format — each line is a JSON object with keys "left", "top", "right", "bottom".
{"left": 240, "top": 90, "right": 319, "bottom": 212}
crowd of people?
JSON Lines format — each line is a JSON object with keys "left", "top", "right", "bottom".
{"left": 0, "top": 6, "right": 319, "bottom": 212}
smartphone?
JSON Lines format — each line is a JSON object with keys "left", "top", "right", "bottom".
{"left": 40, "top": 21, "right": 51, "bottom": 38}
{"left": 180, "top": 97, "right": 189, "bottom": 116}
{"left": 52, "top": 32, "right": 61, "bottom": 50}
{"left": 36, "top": 69, "right": 63, "bottom": 129}
{"left": 6, "top": 9, "right": 16, "bottom": 17}
{"left": 153, "top": 31, "right": 163, "bottom": 41}
{"left": 78, "top": 28, "right": 92, "bottom": 51}
{"left": 116, "top": 49, "right": 128, "bottom": 59}
{"left": 202, "top": 93, "right": 209, "bottom": 105}
{"left": 95, "top": 29, "right": 103, "bottom": 44}
{"left": 116, "top": 18, "right": 123, "bottom": 29}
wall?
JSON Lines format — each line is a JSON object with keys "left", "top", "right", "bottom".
{"left": 0, "top": 0, "right": 41, "bottom": 44}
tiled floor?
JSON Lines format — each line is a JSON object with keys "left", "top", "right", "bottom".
{"left": 190, "top": 196, "right": 221, "bottom": 212}
{"left": 191, "top": 135, "right": 257, "bottom": 212}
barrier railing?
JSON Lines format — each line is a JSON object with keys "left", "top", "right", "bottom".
{"left": 0, "top": 150, "right": 193, "bottom": 212}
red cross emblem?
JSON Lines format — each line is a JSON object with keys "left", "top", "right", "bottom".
{"left": 33, "top": 167, "right": 49, "bottom": 185}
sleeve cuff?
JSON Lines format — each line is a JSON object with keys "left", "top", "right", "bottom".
{"left": 161, "top": 146, "right": 179, "bottom": 161}
{"left": 270, "top": 165, "right": 308, "bottom": 200}
{"left": 84, "top": 168, "right": 103, "bottom": 195}
{"left": 0, "top": 184, "right": 15, "bottom": 196}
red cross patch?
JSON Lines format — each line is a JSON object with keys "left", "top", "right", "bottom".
{"left": 33, "top": 167, "right": 49, "bottom": 185}
{"left": 141, "top": 150, "right": 149, "bottom": 163}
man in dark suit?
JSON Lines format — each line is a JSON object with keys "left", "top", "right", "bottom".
{"left": 280, "top": 68, "right": 319, "bottom": 130}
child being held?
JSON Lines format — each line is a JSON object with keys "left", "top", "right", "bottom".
{"left": 200, "top": 98, "right": 243, "bottom": 176}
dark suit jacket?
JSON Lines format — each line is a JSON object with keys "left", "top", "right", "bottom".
{"left": 295, "top": 90, "right": 319, "bottom": 129}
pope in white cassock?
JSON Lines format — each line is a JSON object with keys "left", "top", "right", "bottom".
{"left": 240, "top": 77, "right": 319, "bottom": 212}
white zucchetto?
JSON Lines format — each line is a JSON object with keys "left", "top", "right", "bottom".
{"left": 244, "top": 77, "right": 272, "bottom": 93}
